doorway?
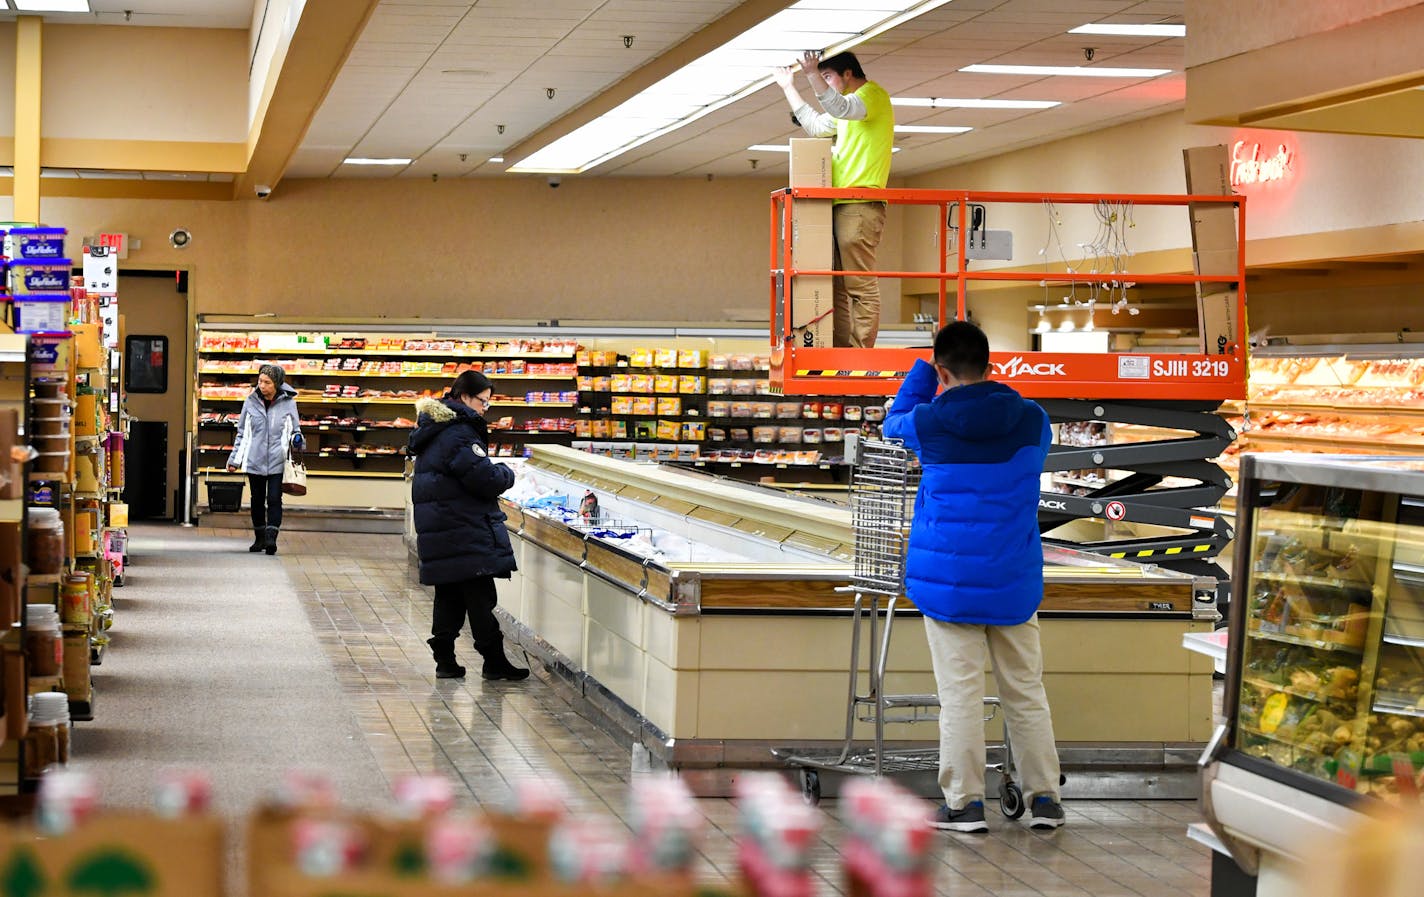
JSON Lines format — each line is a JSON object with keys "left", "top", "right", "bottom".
{"left": 116, "top": 270, "right": 189, "bottom": 519}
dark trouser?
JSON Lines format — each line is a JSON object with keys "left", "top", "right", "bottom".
{"left": 430, "top": 576, "right": 502, "bottom": 655}
{"left": 247, "top": 473, "right": 284, "bottom": 530}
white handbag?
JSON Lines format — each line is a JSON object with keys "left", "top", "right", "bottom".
{"left": 282, "top": 450, "right": 308, "bottom": 496}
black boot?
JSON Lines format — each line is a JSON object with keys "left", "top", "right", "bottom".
{"left": 264, "top": 526, "right": 279, "bottom": 556}
{"left": 427, "top": 637, "right": 465, "bottom": 679}
{"left": 478, "top": 643, "right": 530, "bottom": 681}
{"left": 248, "top": 527, "right": 264, "bottom": 552}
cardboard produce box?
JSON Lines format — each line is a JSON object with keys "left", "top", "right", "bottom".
{"left": 1183, "top": 144, "right": 1241, "bottom": 354}
{"left": 0, "top": 813, "right": 224, "bottom": 897}
{"left": 789, "top": 138, "right": 831, "bottom": 188}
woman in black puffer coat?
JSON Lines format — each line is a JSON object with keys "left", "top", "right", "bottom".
{"left": 408, "top": 370, "right": 529, "bottom": 681}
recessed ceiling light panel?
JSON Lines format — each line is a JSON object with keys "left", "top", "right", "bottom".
{"left": 1069, "top": 23, "right": 1185, "bottom": 37}
{"left": 343, "top": 158, "right": 412, "bottom": 166}
{"left": 13, "top": 0, "right": 91, "bottom": 11}
{"left": 960, "top": 64, "right": 1171, "bottom": 78}
{"left": 892, "top": 97, "right": 1060, "bottom": 109}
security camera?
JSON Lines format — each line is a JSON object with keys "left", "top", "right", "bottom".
{"left": 254, "top": 184, "right": 273, "bottom": 199}
{"left": 547, "top": 176, "right": 561, "bottom": 189}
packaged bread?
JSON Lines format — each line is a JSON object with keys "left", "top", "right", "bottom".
{"left": 656, "top": 397, "right": 682, "bottom": 416}
{"left": 709, "top": 428, "right": 728, "bottom": 442}
{"left": 730, "top": 401, "right": 752, "bottom": 417}
{"left": 706, "top": 401, "right": 731, "bottom": 417}
{"left": 709, "top": 354, "right": 730, "bottom": 370}
{"left": 708, "top": 378, "right": 733, "bottom": 394}
{"left": 776, "top": 402, "right": 803, "bottom": 419}
{"left": 779, "top": 426, "right": 803, "bottom": 442}
{"left": 751, "top": 402, "right": 777, "bottom": 418}
{"left": 753, "top": 426, "right": 778, "bottom": 443}
{"left": 731, "top": 379, "right": 757, "bottom": 395}
{"left": 729, "top": 355, "right": 754, "bottom": 371}
{"left": 730, "top": 428, "right": 751, "bottom": 442}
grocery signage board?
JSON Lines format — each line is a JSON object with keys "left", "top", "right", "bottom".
{"left": 770, "top": 347, "right": 1247, "bottom": 400}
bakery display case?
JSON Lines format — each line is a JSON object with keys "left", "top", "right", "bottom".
{"left": 1201, "top": 453, "right": 1424, "bottom": 893}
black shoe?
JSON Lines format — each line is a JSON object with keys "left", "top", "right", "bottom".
{"left": 481, "top": 655, "right": 530, "bottom": 681}
{"left": 435, "top": 660, "right": 466, "bottom": 679}
{"left": 248, "top": 528, "right": 264, "bottom": 552}
{"left": 264, "top": 526, "right": 279, "bottom": 555}
{"left": 931, "top": 801, "right": 988, "bottom": 833}
{"left": 1029, "top": 796, "right": 1066, "bottom": 829}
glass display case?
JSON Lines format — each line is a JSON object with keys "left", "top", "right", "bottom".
{"left": 1225, "top": 454, "right": 1424, "bottom": 806}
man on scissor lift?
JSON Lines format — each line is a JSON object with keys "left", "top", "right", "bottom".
{"left": 774, "top": 50, "right": 894, "bottom": 348}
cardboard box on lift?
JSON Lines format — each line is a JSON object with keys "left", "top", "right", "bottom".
{"left": 788, "top": 138, "right": 835, "bottom": 347}
{"left": 1183, "top": 144, "right": 1241, "bottom": 355}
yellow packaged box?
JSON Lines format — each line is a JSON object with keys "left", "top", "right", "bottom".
{"left": 683, "top": 421, "right": 706, "bottom": 441}
{"left": 611, "top": 396, "right": 634, "bottom": 415}
{"left": 678, "top": 375, "right": 707, "bottom": 394}
{"left": 632, "top": 396, "right": 657, "bottom": 415}
{"left": 655, "top": 348, "right": 679, "bottom": 368}
{"left": 610, "top": 374, "right": 632, "bottom": 393}
{"left": 654, "top": 374, "right": 679, "bottom": 394}
{"left": 630, "top": 347, "right": 655, "bottom": 366}
{"left": 656, "top": 397, "right": 682, "bottom": 416}
{"left": 109, "top": 502, "right": 129, "bottom": 527}
{"left": 657, "top": 419, "right": 681, "bottom": 440}
{"left": 678, "top": 348, "right": 708, "bottom": 368}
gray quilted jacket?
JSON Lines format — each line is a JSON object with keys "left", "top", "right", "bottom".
{"left": 226, "top": 384, "right": 304, "bottom": 476}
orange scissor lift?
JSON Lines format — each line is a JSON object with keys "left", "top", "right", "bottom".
{"left": 769, "top": 187, "right": 1247, "bottom": 586}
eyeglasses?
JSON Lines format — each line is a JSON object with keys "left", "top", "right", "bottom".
{"left": 471, "top": 394, "right": 492, "bottom": 409}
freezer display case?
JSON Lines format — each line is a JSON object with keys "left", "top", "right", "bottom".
{"left": 1202, "top": 454, "right": 1424, "bottom": 893}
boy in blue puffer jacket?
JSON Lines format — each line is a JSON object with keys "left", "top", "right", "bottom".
{"left": 883, "top": 321, "right": 1064, "bottom": 833}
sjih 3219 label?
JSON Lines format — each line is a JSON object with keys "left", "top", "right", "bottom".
{"left": 1153, "top": 359, "right": 1231, "bottom": 378}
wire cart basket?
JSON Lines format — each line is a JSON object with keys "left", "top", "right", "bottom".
{"left": 772, "top": 434, "right": 1024, "bottom": 817}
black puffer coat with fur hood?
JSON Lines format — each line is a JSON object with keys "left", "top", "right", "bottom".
{"left": 408, "top": 396, "right": 517, "bottom": 585}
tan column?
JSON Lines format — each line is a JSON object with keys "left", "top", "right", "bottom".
{"left": 13, "top": 16, "right": 42, "bottom": 223}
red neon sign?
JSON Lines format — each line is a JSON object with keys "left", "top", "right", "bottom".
{"left": 1231, "top": 139, "right": 1294, "bottom": 187}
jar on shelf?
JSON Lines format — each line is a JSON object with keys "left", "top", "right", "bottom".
{"left": 27, "top": 507, "right": 64, "bottom": 575}
{"left": 61, "top": 573, "right": 91, "bottom": 625}
{"left": 25, "top": 604, "right": 61, "bottom": 676}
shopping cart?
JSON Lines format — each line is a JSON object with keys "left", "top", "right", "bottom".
{"left": 772, "top": 434, "right": 1025, "bottom": 818}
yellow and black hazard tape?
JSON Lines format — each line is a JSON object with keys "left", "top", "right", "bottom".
{"left": 794, "top": 369, "right": 910, "bottom": 378}
{"left": 1108, "top": 544, "right": 1216, "bottom": 559}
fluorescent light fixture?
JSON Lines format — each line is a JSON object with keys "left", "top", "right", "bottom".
{"left": 961, "top": 64, "right": 1171, "bottom": 78}
{"left": 749, "top": 143, "right": 902, "bottom": 153}
{"left": 510, "top": 0, "right": 955, "bottom": 174}
{"left": 342, "top": 157, "right": 412, "bottom": 166}
{"left": 892, "top": 97, "right": 1060, "bottom": 109}
{"left": 488, "top": 156, "right": 504, "bottom": 163}
{"left": 895, "top": 125, "right": 971, "bottom": 134}
{"left": 13, "top": 0, "right": 90, "bottom": 9}
{"left": 1069, "top": 23, "right": 1185, "bottom": 37}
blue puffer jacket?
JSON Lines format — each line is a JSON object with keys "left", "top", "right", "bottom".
{"left": 882, "top": 360, "right": 1050, "bottom": 625}
{"left": 408, "top": 396, "right": 517, "bottom": 586}
{"left": 227, "top": 384, "right": 303, "bottom": 476}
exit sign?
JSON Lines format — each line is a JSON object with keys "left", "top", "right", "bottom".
{"left": 85, "top": 232, "right": 128, "bottom": 260}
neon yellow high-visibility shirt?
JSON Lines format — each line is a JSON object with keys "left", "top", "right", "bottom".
{"left": 830, "top": 81, "right": 893, "bottom": 198}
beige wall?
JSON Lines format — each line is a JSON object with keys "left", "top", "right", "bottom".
{"left": 42, "top": 176, "right": 909, "bottom": 324}
{"left": 41, "top": 25, "right": 247, "bottom": 144}
{"left": 0, "top": 23, "right": 13, "bottom": 139}
{"left": 1186, "top": 0, "right": 1424, "bottom": 67}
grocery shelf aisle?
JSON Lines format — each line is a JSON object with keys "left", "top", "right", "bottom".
{"left": 73, "top": 523, "right": 1211, "bottom": 896}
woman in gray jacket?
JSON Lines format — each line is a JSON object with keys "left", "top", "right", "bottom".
{"left": 226, "top": 364, "right": 305, "bottom": 554}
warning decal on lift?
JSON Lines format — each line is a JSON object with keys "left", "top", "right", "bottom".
{"left": 1109, "top": 544, "right": 1214, "bottom": 559}
{"left": 795, "top": 369, "right": 911, "bottom": 378}
{"left": 1104, "top": 500, "right": 1127, "bottom": 521}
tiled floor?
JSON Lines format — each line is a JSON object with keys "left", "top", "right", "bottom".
{"left": 190, "top": 525, "right": 1213, "bottom": 895}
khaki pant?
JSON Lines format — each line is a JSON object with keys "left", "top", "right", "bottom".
{"left": 923, "top": 613, "right": 1062, "bottom": 810}
{"left": 832, "top": 201, "right": 886, "bottom": 348}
